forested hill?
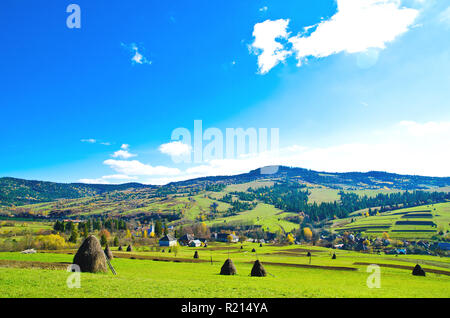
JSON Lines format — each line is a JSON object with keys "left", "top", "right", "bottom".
{"left": 169, "top": 166, "right": 450, "bottom": 190}
{"left": 0, "top": 177, "right": 156, "bottom": 206}
{"left": 1, "top": 166, "right": 450, "bottom": 206}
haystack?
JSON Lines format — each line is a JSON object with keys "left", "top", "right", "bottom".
{"left": 220, "top": 258, "right": 237, "bottom": 275}
{"left": 204, "top": 243, "right": 208, "bottom": 248}
{"left": 73, "top": 235, "right": 107, "bottom": 273}
{"left": 332, "top": 253, "right": 336, "bottom": 259}
{"left": 194, "top": 251, "right": 199, "bottom": 259}
{"left": 250, "top": 260, "right": 267, "bottom": 277}
{"left": 240, "top": 245, "right": 243, "bottom": 249}
{"left": 307, "top": 252, "right": 311, "bottom": 257}
{"left": 412, "top": 264, "right": 426, "bottom": 276}
{"left": 104, "top": 244, "right": 113, "bottom": 260}
{"left": 168, "top": 248, "right": 172, "bottom": 253}
{"left": 126, "top": 245, "right": 132, "bottom": 252}
{"left": 162, "top": 249, "right": 165, "bottom": 253}
{"left": 259, "top": 243, "right": 263, "bottom": 247}
{"left": 118, "top": 245, "right": 123, "bottom": 251}
{"left": 251, "top": 248, "right": 256, "bottom": 252}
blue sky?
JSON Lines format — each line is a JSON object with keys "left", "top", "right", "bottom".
{"left": 1, "top": 0, "right": 449, "bottom": 184}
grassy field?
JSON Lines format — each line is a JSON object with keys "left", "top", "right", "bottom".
{"left": 332, "top": 202, "right": 450, "bottom": 239}
{"left": 0, "top": 242, "right": 449, "bottom": 298}
{"left": 205, "top": 203, "right": 299, "bottom": 233}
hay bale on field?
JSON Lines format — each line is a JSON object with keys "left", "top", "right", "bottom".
{"left": 73, "top": 235, "right": 107, "bottom": 273}
{"left": 412, "top": 264, "right": 426, "bottom": 276}
{"left": 168, "top": 248, "right": 172, "bottom": 253}
{"left": 104, "top": 244, "right": 113, "bottom": 260}
{"left": 259, "top": 243, "right": 263, "bottom": 247}
{"left": 126, "top": 245, "right": 132, "bottom": 252}
{"left": 307, "top": 252, "right": 311, "bottom": 257}
{"left": 204, "top": 243, "right": 208, "bottom": 248}
{"left": 240, "top": 245, "right": 243, "bottom": 249}
{"left": 220, "top": 258, "right": 237, "bottom": 275}
{"left": 332, "top": 253, "right": 336, "bottom": 259}
{"left": 194, "top": 251, "right": 199, "bottom": 259}
{"left": 251, "top": 248, "right": 256, "bottom": 252}
{"left": 162, "top": 249, "right": 165, "bottom": 253}
{"left": 250, "top": 260, "right": 267, "bottom": 277}
{"left": 118, "top": 245, "right": 123, "bottom": 251}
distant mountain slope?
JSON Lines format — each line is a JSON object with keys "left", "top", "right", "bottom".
{"left": 169, "top": 166, "right": 450, "bottom": 190}
{"left": 0, "top": 177, "right": 156, "bottom": 206}
{"left": 1, "top": 166, "right": 449, "bottom": 206}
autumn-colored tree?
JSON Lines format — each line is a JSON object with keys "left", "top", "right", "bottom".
{"left": 143, "top": 230, "right": 148, "bottom": 238}
{"left": 286, "top": 233, "right": 295, "bottom": 244}
{"left": 125, "top": 229, "right": 132, "bottom": 239}
{"left": 382, "top": 232, "right": 389, "bottom": 240}
{"left": 303, "top": 227, "right": 313, "bottom": 241}
{"left": 33, "top": 234, "right": 66, "bottom": 250}
{"left": 99, "top": 229, "right": 111, "bottom": 240}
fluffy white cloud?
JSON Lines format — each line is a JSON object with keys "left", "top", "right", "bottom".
{"left": 112, "top": 150, "right": 136, "bottom": 159}
{"left": 111, "top": 144, "right": 137, "bottom": 159}
{"left": 250, "top": 19, "right": 291, "bottom": 74}
{"left": 103, "top": 159, "right": 181, "bottom": 176}
{"left": 159, "top": 141, "right": 192, "bottom": 157}
{"left": 250, "top": 0, "right": 419, "bottom": 73}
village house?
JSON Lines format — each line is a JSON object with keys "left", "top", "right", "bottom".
{"left": 214, "top": 232, "right": 239, "bottom": 243}
{"left": 190, "top": 239, "right": 202, "bottom": 247}
{"left": 178, "top": 234, "right": 195, "bottom": 246}
{"left": 159, "top": 234, "right": 177, "bottom": 247}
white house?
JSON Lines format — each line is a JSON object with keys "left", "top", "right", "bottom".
{"left": 190, "top": 240, "right": 202, "bottom": 247}
{"left": 159, "top": 234, "right": 177, "bottom": 247}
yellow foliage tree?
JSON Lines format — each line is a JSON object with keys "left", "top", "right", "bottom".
{"left": 286, "top": 233, "right": 295, "bottom": 244}
{"left": 382, "top": 232, "right": 389, "bottom": 240}
{"left": 33, "top": 234, "right": 66, "bottom": 250}
{"left": 303, "top": 227, "right": 313, "bottom": 241}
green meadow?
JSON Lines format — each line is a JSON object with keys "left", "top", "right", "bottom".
{"left": 332, "top": 202, "right": 450, "bottom": 239}
{"left": 0, "top": 242, "right": 449, "bottom": 298}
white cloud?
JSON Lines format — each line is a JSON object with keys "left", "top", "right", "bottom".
{"left": 152, "top": 120, "right": 450, "bottom": 183}
{"left": 78, "top": 174, "right": 137, "bottom": 185}
{"left": 102, "top": 174, "right": 138, "bottom": 180}
{"left": 81, "top": 138, "right": 96, "bottom": 143}
{"left": 250, "top": 0, "right": 419, "bottom": 73}
{"left": 250, "top": 19, "right": 291, "bottom": 74}
{"left": 111, "top": 144, "right": 137, "bottom": 159}
{"left": 440, "top": 6, "right": 450, "bottom": 27}
{"left": 103, "top": 159, "right": 181, "bottom": 176}
{"left": 159, "top": 141, "right": 192, "bottom": 157}
{"left": 81, "top": 139, "right": 111, "bottom": 145}
{"left": 121, "top": 43, "right": 152, "bottom": 65}
{"left": 259, "top": 6, "right": 268, "bottom": 12}
{"left": 78, "top": 178, "right": 110, "bottom": 184}
{"left": 112, "top": 149, "right": 136, "bottom": 159}
{"left": 398, "top": 120, "right": 450, "bottom": 137}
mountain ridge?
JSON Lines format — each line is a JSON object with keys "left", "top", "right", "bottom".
{"left": 1, "top": 166, "right": 450, "bottom": 206}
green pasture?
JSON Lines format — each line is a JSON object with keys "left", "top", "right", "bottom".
{"left": 0, "top": 242, "right": 448, "bottom": 298}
